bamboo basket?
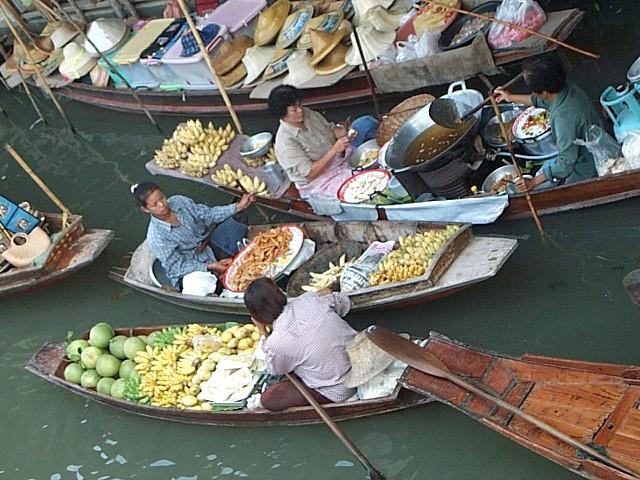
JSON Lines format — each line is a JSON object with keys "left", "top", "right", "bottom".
{"left": 376, "top": 93, "right": 435, "bottom": 146}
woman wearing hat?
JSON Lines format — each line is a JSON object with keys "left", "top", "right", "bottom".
{"left": 268, "top": 85, "right": 378, "bottom": 198}
{"left": 131, "top": 182, "right": 255, "bottom": 296}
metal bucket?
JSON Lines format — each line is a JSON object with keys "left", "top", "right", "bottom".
{"left": 385, "top": 81, "right": 483, "bottom": 172}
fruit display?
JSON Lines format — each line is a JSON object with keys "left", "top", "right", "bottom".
{"left": 242, "top": 146, "right": 277, "bottom": 168}
{"left": 63, "top": 321, "right": 263, "bottom": 410}
{"left": 154, "top": 120, "right": 236, "bottom": 177}
{"left": 211, "top": 165, "right": 269, "bottom": 196}
{"left": 369, "top": 225, "right": 460, "bottom": 286}
{"left": 302, "top": 254, "right": 355, "bottom": 292}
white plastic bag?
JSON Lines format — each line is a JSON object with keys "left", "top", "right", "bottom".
{"left": 622, "top": 130, "right": 640, "bottom": 169}
{"left": 395, "top": 39, "right": 418, "bottom": 63}
{"left": 415, "top": 31, "right": 441, "bottom": 58}
{"left": 488, "top": 0, "right": 546, "bottom": 49}
{"left": 574, "top": 125, "right": 630, "bottom": 176}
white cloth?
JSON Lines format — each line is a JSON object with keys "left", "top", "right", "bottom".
{"left": 181, "top": 271, "right": 218, "bottom": 296}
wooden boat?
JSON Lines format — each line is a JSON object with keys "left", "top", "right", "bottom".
{"left": 25, "top": 325, "right": 431, "bottom": 427}
{"left": 1, "top": 213, "right": 114, "bottom": 297}
{"left": 108, "top": 221, "right": 517, "bottom": 315}
{"left": 384, "top": 330, "right": 640, "bottom": 480}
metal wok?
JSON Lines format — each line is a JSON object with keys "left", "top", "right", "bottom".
{"left": 384, "top": 82, "right": 484, "bottom": 172}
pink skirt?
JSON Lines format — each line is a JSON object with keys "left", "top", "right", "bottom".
{"left": 296, "top": 147, "right": 354, "bottom": 199}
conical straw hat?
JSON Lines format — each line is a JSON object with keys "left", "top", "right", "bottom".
{"left": 51, "top": 21, "right": 79, "bottom": 50}
{"left": 221, "top": 62, "right": 247, "bottom": 88}
{"left": 32, "top": 35, "right": 54, "bottom": 55}
{"left": 275, "top": 4, "right": 314, "bottom": 49}
{"left": 282, "top": 50, "right": 315, "bottom": 87}
{"left": 314, "top": 41, "right": 348, "bottom": 75}
{"left": 21, "top": 43, "right": 49, "bottom": 65}
{"left": 254, "top": 0, "right": 291, "bottom": 46}
{"left": 364, "top": 5, "right": 407, "bottom": 33}
{"left": 261, "top": 48, "right": 293, "bottom": 80}
{"left": 308, "top": 19, "right": 351, "bottom": 66}
{"left": 59, "top": 41, "right": 97, "bottom": 79}
{"left": 84, "top": 18, "right": 128, "bottom": 57}
{"left": 213, "top": 35, "right": 253, "bottom": 76}
{"left": 297, "top": 10, "right": 343, "bottom": 50}
{"left": 242, "top": 45, "right": 277, "bottom": 86}
{"left": 345, "top": 24, "right": 394, "bottom": 66}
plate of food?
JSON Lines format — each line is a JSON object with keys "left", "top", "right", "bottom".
{"left": 512, "top": 106, "right": 551, "bottom": 140}
{"left": 337, "top": 169, "right": 391, "bottom": 204}
{"left": 413, "top": 0, "right": 459, "bottom": 35}
{"left": 222, "top": 225, "right": 305, "bottom": 292}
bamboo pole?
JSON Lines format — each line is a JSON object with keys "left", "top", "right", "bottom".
{"left": 46, "top": 0, "right": 164, "bottom": 133}
{"left": 424, "top": 0, "right": 599, "bottom": 59}
{"left": 5, "top": 144, "right": 72, "bottom": 227}
{"left": 351, "top": 25, "right": 380, "bottom": 120}
{"left": 174, "top": 0, "right": 243, "bottom": 134}
{"left": 0, "top": 0, "right": 76, "bottom": 132}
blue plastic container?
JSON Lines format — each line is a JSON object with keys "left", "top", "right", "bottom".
{"left": 600, "top": 83, "right": 640, "bottom": 142}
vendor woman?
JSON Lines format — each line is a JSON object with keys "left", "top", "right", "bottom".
{"left": 244, "top": 277, "right": 356, "bottom": 411}
{"left": 268, "top": 85, "right": 378, "bottom": 198}
{"left": 495, "top": 53, "right": 603, "bottom": 190}
{"left": 132, "top": 182, "right": 255, "bottom": 296}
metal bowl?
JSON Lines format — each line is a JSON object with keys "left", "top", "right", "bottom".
{"left": 240, "top": 132, "right": 273, "bottom": 158}
{"left": 481, "top": 164, "right": 518, "bottom": 194}
{"left": 481, "top": 106, "right": 525, "bottom": 148}
{"left": 349, "top": 139, "right": 380, "bottom": 169}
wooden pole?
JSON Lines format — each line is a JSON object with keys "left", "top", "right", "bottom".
{"left": 425, "top": 0, "right": 599, "bottom": 59}
{"left": 478, "top": 73, "right": 545, "bottom": 239}
{"left": 351, "top": 25, "right": 381, "bottom": 120}
{"left": 174, "top": 0, "right": 244, "bottom": 134}
{"left": 46, "top": 0, "right": 163, "bottom": 133}
{"left": 5, "top": 144, "right": 72, "bottom": 227}
{"left": 0, "top": 0, "right": 76, "bottom": 132}
{"left": 286, "top": 374, "right": 386, "bottom": 480}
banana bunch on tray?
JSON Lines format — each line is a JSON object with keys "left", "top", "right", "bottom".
{"left": 302, "top": 255, "right": 354, "bottom": 292}
{"left": 211, "top": 164, "right": 239, "bottom": 188}
{"left": 238, "top": 170, "right": 268, "bottom": 196}
{"left": 154, "top": 119, "right": 236, "bottom": 177}
{"left": 242, "top": 146, "right": 277, "bottom": 168}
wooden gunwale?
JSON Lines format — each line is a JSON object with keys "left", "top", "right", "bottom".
{"left": 25, "top": 328, "right": 431, "bottom": 427}
{"left": 0, "top": 213, "right": 114, "bottom": 297}
{"left": 396, "top": 332, "right": 640, "bottom": 480}
{"left": 108, "top": 221, "right": 518, "bottom": 315}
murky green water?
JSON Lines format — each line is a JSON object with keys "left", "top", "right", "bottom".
{"left": 2, "top": 2, "right": 640, "bottom": 478}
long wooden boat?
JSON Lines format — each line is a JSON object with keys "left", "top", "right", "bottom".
{"left": 1, "top": 213, "right": 114, "bottom": 297}
{"left": 385, "top": 331, "right": 640, "bottom": 480}
{"left": 25, "top": 325, "right": 431, "bottom": 427}
{"left": 108, "top": 221, "right": 517, "bottom": 315}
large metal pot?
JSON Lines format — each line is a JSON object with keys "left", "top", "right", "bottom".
{"left": 385, "top": 81, "right": 483, "bottom": 172}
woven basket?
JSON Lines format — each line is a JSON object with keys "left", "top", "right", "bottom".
{"left": 376, "top": 93, "right": 436, "bottom": 146}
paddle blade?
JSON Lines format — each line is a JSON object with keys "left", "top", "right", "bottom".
{"left": 365, "top": 326, "right": 451, "bottom": 379}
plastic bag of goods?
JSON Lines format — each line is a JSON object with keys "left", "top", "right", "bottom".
{"left": 574, "top": 125, "right": 630, "bottom": 176}
{"left": 488, "top": 0, "right": 546, "bottom": 49}
{"left": 340, "top": 241, "right": 395, "bottom": 292}
{"left": 622, "top": 130, "right": 640, "bottom": 169}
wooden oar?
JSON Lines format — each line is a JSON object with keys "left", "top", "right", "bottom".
{"left": 285, "top": 373, "right": 386, "bottom": 480}
{"left": 422, "top": 0, "right": 599, "bottom": 59}
{"left": 478, "top": 73, "right": 546, "bottom": 240}
{"left": 365, "top": 325, "right": 640, "bottom": 479}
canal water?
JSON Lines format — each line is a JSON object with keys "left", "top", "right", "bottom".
{"left": 2, "top": 1, "right": 640, "bottom": 478}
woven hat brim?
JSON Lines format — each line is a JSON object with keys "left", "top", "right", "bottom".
{"left": 221, "top": 63, "right": 247, "bottom": 88}
{"left": 308, "top": 21, "right": 350, "bottom": 66}
{"left": 275, "top": 5, "right": 314, "bottom": 50}
{"left": 254, "top": 0, "right": 291, "bottom": 46}
{"left": 314, "top": 42, "right": 347, "bottom": 75}
{"left": 214, "top": 37, "right": 253, "bottom": 76}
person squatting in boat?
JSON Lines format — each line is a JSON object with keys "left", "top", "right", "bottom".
{"left": 495, "top": 52, "right": 604, "bottom": 191}
{"left": 131, "top": 182, "right": 255, "bottom": 296}
{"left": 244, "top": 277, "right": 357, "bottom": 411}
{"left": 268, "top": 85, "right": 379, "bottom": 199}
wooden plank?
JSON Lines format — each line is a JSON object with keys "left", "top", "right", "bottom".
{"left": 522, "top": 354, "right": 640, "bottom": 377}
{"left": 593, "top": 386, "right": 640, "bottom": 447}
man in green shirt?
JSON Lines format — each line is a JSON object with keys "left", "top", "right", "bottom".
{"left": 495, "top": 53, "right": 603, "bottom": 190}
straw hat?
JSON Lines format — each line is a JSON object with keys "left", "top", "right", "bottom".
{"left": 275, "top": 4, "right": 314, "bottom": 49}
{"left": 59, "top": 41, "right": 97, "bottom": 79}
{"left": 364, "top": 5, "right": 407, "bottom": 33}
{"left": 213, "top": 35, "right": 253, "bottom": 76}
{"left": 308, "top": 19, "right": 351, "bottom": 66}
{"left": 330, "top": 0, "right": 354, "bottom": 18}
{"left": 32, "top": 35, "right": 54, "bottom": 55}
{"left": 345, "top": 24, "right": 394, "bottom": 66}
{"left": 254, "top": 0, "right": 291, "bottom": 46}
{"left": 297, "top": 10, "right": 343, "bottom": 50}
{"left": 90, "top": 63, "right": 109, "bottom": 88}
{"left": 5, "top": 45, "right": 22, "bottom": 73}
{"left": 314, "top": 41, "right": 347, "bottom": 75}
{"left": 242, "top": 45, "right": 277, "bottom": 86}
{"left": 282, "top": 50, "right": 315, "bottom": 86}
{"left": 40, "top": 21, "right": 60, "bottom": 37}
{"left": 343, "top": 330, "right": 397, "bottom": 388}
{"left": 261, "top": 48, "right": 293, "bottom": 80}
{"left": 84, "top": 18, "right": 128, "bottom": 57}
{"left": 51, "top": 21, "right": 79, "bottom": 50}
{"left": 220, "top": 62, "right": 247, "bottom": 88}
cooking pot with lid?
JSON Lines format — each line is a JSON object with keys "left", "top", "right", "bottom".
{"left": 384, "top": 81, "right": 483, "bottom": 172}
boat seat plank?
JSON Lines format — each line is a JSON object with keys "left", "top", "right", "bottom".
{"left": 501, "top": 359, "right": 630, "bottom": 386}
{"left": 491, "top": 381, "right": 534, "bottom": 425}
{"left": 593, "top": 386, "right": 640, "bottom": 447}
{"left": 521, "top": 354, "right": 640, "bottom": 377}
{"left": 608, "top": 405, "right": 640, "bottom": 460}
{"left": 426, "top": 338, "right": 493, "bottom": 379}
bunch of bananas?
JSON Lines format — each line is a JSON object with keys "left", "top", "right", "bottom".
{"left": 238, "top": 172, "right": 268, "bottom": 196}
{"left": 148, "top": 326, "right": 184, "bottom": 347}
{"left": 211, "top": 164, "right": 239, "bottom": 188}
{"left": 123, "top": 375, "right": 149, "bottom": 404}
{"left": 242, "top": 146, "right": 277, "bottom": 168}
{"left": 154, "top": 119, "right": 236, "bottom": 177}
{"left": 369, "top": 225, "right": 460, "bottom": 286}
{"left": 302, "top": 254, "right": 354, "bottom": 292}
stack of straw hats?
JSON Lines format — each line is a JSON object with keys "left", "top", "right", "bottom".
{"left": 59, "top": 41, "right": 97, "bottom": 79}
{"left": 308, "top": 19, "right": 351, "bottom": 75}
{"left": 213, "top": 35, "right": 253, "bottom": 87}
